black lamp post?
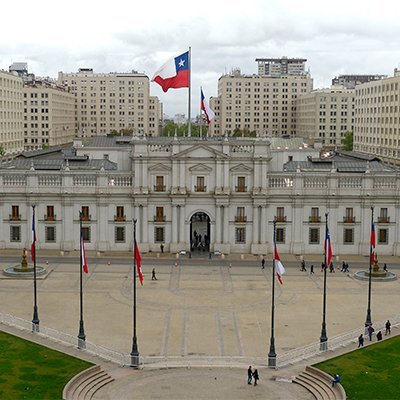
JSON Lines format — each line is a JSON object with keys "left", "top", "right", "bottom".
{"left": 365, "top": 207, "right": 374, "bottom": 328}
{"left": 78, "top": 211, "right": 86, "bottom": 348}
{"left": 320, "top": 213, "right": 329, "bottom": 351}
{"left": 31, "top": 205, "right": 40, "bottom": 332}
{"left": 268, "top": 220, "right": 277, "bottom": 368}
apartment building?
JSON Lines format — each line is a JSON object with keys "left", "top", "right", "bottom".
{"left": 23, "top": 79, "right": 76, "bottom": 150}
{"left": 353, "top": 70, "right": 400, "bottom": 165}
{"left": 256, "top": 57, "right": 308, "bottom": 77}
{"left": 58, "top": 68, "right": 161, "bottom": 137}
{"left": 332, "top": 74, "right": 386, "bottom": 89}
{"left": 296, "top": 87, "right": 354, "bottom": 148}
{"left": 0, "top": 70, "right": 24, "bottom": 156}
{"left": 209, "top": 68, "right": 313, "bottom": 137}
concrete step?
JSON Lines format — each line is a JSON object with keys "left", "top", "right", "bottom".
{"left": 293, "top": 375, "right": 325, "bottom": 400}
{"left": 72, "top": 371, "right": 108, "bottom": 400}
{"left": 84, "top": 375, "right": 115, "bottom": 400}
{"left": 300, "top": 371, "right": 336, "bottom": 399}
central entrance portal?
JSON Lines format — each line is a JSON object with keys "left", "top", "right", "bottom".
{"left": 190, "top": 212, "right": 210, "bottom": 254}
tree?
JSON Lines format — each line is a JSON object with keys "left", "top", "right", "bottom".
{"left": 343, "top": 131, "right": 353, "bottom": 151}
{"left": 0, "top": 145, "right": 5, "bottom": 157}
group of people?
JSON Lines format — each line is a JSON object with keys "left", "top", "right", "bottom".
{"left": 247, "top": 366, "right": 259, "bottom": 386}
{"left": 191, "top": 230, "right": 209, "bottom": 252}
{"left": 358, "top": 320, "right": 391, "bottom": 347}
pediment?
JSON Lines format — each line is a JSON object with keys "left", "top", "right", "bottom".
{"left": 189, "top": 163, "right": 213, "bottom": 173}
{"left": 173, "top": 144, "right": 229, "bottom": 160}
{"left": 148, "top": 163, "right": 172, "bottom": 172}
{"left": 230, "top": 163, "right": 253, "bottom": 173}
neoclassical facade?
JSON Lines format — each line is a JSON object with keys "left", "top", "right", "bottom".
{"left": 0, "top": 136, "right": 398, "bottom": 257}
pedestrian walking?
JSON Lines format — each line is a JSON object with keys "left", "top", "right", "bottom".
{"left": 385, "top": 320, "right": 391, "bottom": 335}
{"left": 152, "top": 268, "right": 157, "bottom": 281}
{"left": 321, "top": 262, "right": 325, "bottom": 272}
{"left": 358, "top": 334, "right": 364, "bottom": 347}
{"left": 367, "top": 325, "right": 375, "bottom": 341}
{"left": 160, "top": 244, "right": 164, "bottom": 253}
{"left": 261, "top": 257, "right": 265, "bottom": 269}
{"left": 383, "top": 263, "right": 388, "bottom": 272}
{"left": 376, "top": 330, "right": 383, "bottom": 341}
{"left": 329, "top": 262, "right": 335, "bottom": 273}
{"left": 301, "top": 260, "right": 306, "bottom": 271}
{"left": 341, "top": 261, "right": 345, "bottom": 272}
{"left": 252, "top": 368, "right": 259, "bottom": 386}
{"left": 344, "top": 263, "right": 350, "bottom": 273}
{"left": 310, "top": 264, "right": 314, "bottom": 274}
{"left": 247, "top": 366, "right": 252, "bottom": 385}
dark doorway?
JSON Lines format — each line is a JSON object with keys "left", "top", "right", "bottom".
{"left": 190, "top": 212, "right": 210, "bottom": 253}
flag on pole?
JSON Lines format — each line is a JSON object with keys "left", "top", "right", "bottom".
{"left": 324, "top": 226, "right": 333, "bottom": 269}
{"left": 200, "top": 87, "right": 215, "bottom": 125}
{"left": 370, "top": 221, "right": 376, "bottom": 264}
{"left": 134, "top": 241, "right": 144, "bottom": 285}
{"left": 152, "top": 51, "right": 189, "bottom": 92}
{"left": 31, "top": 208, "right": 36, "bottom": 262}
{"left": 81, "top": 235, "right": 88, "bottom": 273}
{"left": 273, "top": 242, "right": 285, "bottom": 285}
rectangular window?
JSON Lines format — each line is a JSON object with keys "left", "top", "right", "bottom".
{"left": 309, "top": 228, "right": 320, "bottom": 244}
{"left": 154, "top": 227, "right": 165, "bottom": 243}
{"left": 343, "top": 228, "right": 354, "bottom": 244}
{"left": 155, "top": 206, "right": 164, "bottom": 222}
{"left": 378, "top": 228, "right": 388, "bottom": 244}
{"left": 82, "top": 227, "right": 91, "bottom": 242}
{"left": 11, "top": 205, "right": 20, "bottom": 221}
{"left": 276, "top": 207, "right": 286, "bottom": 222}
{"left": 309, "top": 207, "right": 320, "bottom": 223}
{"left": 195, "top": 176, "right": 205, "bottom": 192}
{"left": 45, "top": 226, "right": 56, "bottom": 242}
{"left": 344, "top": 208, "right": 354, "bottom": 223}
{"left": 115, "top": 206, "right": 125, "bottom": 221}
{"left": 10, "top": 226, "right": 21, "bottom": 242}
{"left": 155, "top": 176, "right": 165, "bottom": 192}
{"left": 236, "top": 176, "right": 246, "bottom": 192}
{"left": 81, "top": 206, "right": 90, "bottom": 221}
{"left": 235, "top": 227, "right": 246, "bottom": 243}
{"left": 235, "top": 207, "right": 246, "bottom": 222}
{"left": 276, "top": 228, "right": 285, "bottom": 244}
{"left": 115, "top": 227, "right": 125, "bottom": 243}
{"left": 46, "top": 205, "right": 55, "bottom": 221}
{"left": 379, "top": 208, "right": 389, "bottom": 223}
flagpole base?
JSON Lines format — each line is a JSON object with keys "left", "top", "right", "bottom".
{"left": 320, "top": 340, "right": 328, "bottom": 351}
{"left": 268, "top": 354, "right": 277, "bottom": 369}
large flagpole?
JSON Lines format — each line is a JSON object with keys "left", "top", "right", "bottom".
{"left": 199, "top": 86, "right": 203, "bottom": 138}
{"left": 365, "top": 206, "right": 374, "bottom": 328}
{"left": 268, "top": 220, "right": 277, "bottom": 368}
{"left": 31, "top": 205, "right": 39, "bottom": 332}
{"left": 78, "top": 211, "right": 86, "bottom": 348}
{"left": 188, "top": 47, "right": 192, "bottom": 137}
{"left": 320, "top": 213, "right": 329, "bottom": 351}
{"left": 131, "top": 218, "right": 140, "bottom": 367}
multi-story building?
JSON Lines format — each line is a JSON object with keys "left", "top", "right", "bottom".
{"left": 0, "top": 135, "right": 398, "bottom": 258}
{"left": 296, "top": 86, "right": 355, "bottom": 148}
{"left": 209, "top": 66, "right": 313, "bottom": 137}
{"left": 0, "top": 70, "right": 24, "bottom": 155}
{"left": 57, "top": 68, "right": 161, "bottom": 137}
{"left": 256, "top": 57, "right": 308, "bottom": 77}
{"left": 23, "top": 79, "right": 76, "bottom": 150}
{"left": 332, "top": 74, "right": 386, "bottom": 89}
{"left": 353, "top": 69, "right": 400, "bottom": 165}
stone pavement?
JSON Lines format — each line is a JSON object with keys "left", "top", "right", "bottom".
{"left": 0, "top": 253, "right": 399, "bottom": 399}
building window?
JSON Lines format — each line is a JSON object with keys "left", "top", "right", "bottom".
{"left": 378, "top": 208, "right": 389, "bottom": 223}
{"left": 343, "top": 228, "right": 354, "bottom": 244}
{"left": 82, "top": 227, "right": 91, "bottom": 242}
{"left": 155, "top": 176, "right": 165, "bottom": 192}
{"left": 45, "top": 226, "right": 56, "bottom": 242}
{"left": 81, "top": 206, "right": 90, "bottom": 221}
{"left": 115, "top": 227, "right": 125, "bottom": 243}
{"left": 276, "top": 228, "right": 285, "bottom": 244}
{"left": 10, "top": 226, "right": 21, "bottom": 242}
{"left": 344, "top": 208, "right": 354, "bottom": 223}
{"left": 309, "top": 228, "right": 320, "bottom": 244}
{"left": 154, "top": 227, "right": 165, "bottom": 243}
{"left": 378, "top": 228, "right": 388, "bottom": 244}
{"left": 46, "top": 205, "right": 55, "bottom": 221}
{"left": 235, "top": 227, "right": 246, "bottom": 243}
{"left": 195, "top": 176, "right": 206, "bottom": 192}
{"left": 276, "top": 207, "right": 286, "bottom": 222}
{"left": 235, "top": 207, "right": 246, "bottom": 222}
{"left": 236, "top": 176, "right": 246, "bottom": 192}
{"left": 115, "top": 206, "right": 125, "bottom": 221}
{"left": 11, "top": 205, "right": 20, "bottom": 221}
{"left": 309, "top": 207, "right": 320, "bottom": 223}
{"left": 155, "top": 207, "right": 165, "bottom": 222}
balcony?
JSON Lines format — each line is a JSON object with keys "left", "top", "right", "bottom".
{"left": 154, "top": 185, "right": 166, "bottom": 192}
{"left": 9, "top": 214, "right": 21, "bottom": 221}
{"left": 44, "top": 214, "right": 56, "bottom": 221}
{"left": 275, "top": 215, "right": 287, "bottom": 223}
{"left": 235, "top": 186, "right": 247, "bottom": 193}
{"left": 194, "top": 185, "right": 207, "bottom": 192}
{"left": 234, "top": 216, "right": 247, "bottom": 223}
{"left": 309, "top": 216, "right": 321, "bottom": 223}
{"left": 114, "top": 215, "right": 126, "bottom": 222}
{"left": 378, "top": 216, "right": 390, "bottom": 223}
{"left": 343, "top": 216, "right": 356, "bottom": 223}
{"left": 81, "top": 214, "right": 91, "bottom": 222}
{"left": 154, "top": 215, "right": 166, "bottom": 223}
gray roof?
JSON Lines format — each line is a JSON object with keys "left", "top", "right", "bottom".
{"left": 270, "top": 137, "right": 308, "bottom": 150}
{"left": 85, "top": 136, "right": 133, "bottom": 148}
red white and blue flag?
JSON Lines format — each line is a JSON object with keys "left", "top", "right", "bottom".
{"left": 273, "top": 242, "right": 285, "bottom": 285}
{"left": 324, "top": 227, "right": 333, "bottom": 268}
{"left": 152, "top": 51, "right": 189, "bottom": 92}
{"left": 201, "top": 88, "right": 215, "bottom": 125}
{"left": 81, "top": 235, "right": 88, "bottom": 274}
{"left": 31, "top": 208, "right": 36, "bottom": 262}
{"left": 370, "top": 221, "right": 376, "bottom": 264}
{"left": 134, "top": 241, "right": 144, "bottom": 285}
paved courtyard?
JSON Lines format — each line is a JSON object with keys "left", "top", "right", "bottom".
{"left": 0, "top": 253, "right": 399, "bottom": 398}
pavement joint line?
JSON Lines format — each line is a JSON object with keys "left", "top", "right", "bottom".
{"left": 215, "top": 312, "right": 224, "bottom": 356}
{"left": 182, "top": 311, "right": 188, "bottom": 356}
{"left": 232, "top": 311, "right": 244, "bottom": 356}
{"left": 161, "top": 310, "right": 171, "bottom": 356}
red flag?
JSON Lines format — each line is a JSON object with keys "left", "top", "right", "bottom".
{"left": 135, "top": 241, "right": 143, "bottom": 285}
{"left": 31, "top": 209, "right": 36, "bottom": 262}
{"left": 324, "top": 227, "right": 333, "bottom": 268}
{"left": 370, "top": 222, "right": 376, "bottom": 264}
{"left": 273, "top": 242, "right": 285, "bottom": 285}
{"left": 81, "top": 236, "right": 88, "bottom": 273}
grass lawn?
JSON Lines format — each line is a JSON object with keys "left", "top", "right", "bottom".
{"left": 314, "top": 335, "right": 400, "bottom": 400}
{"left": 0, "top": 330, "right": 93, "bottom": 399}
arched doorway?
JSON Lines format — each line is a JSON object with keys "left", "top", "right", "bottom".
{"left": 190, "top": 212, "right": 210, "bottom": 253}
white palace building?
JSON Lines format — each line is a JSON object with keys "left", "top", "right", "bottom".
{"left": 0, "top": 134, "right": 398, "bottom": 257}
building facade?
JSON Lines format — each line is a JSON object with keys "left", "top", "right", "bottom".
{"left": 57, "top": 68, "right": 161, "bottom": 137}
{"left": 0, "top": 136, "right": 399, "bottom": 258}
{"left": 296, "top": 87, "right": 354, "bottom": 148}
{"left": 353, "top": 70, "right": 400, "bottom": 165}
{"left": 332, "top": 74, "right": 386, "bottom": 89}
{"left": 256, "top": 57, "right": 308, "bottom": 77}
{"left": 0, "top": 70, "right": 24, "bottom": 155}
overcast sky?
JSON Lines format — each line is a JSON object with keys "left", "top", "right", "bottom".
{"left": 1, "top": 0, "right": 400, "bottom": 118}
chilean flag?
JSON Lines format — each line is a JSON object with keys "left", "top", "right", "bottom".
{"left": 152, "top": 51, "right": 189, "bottom": 93}
{"left": 371, "top": 221, "right": 376, "bottom": 264}
{"left": 273, "top": 242, "right": 285, "bottom": 285}
{"left": 134, "top": 241, "right": 144, "bottom": 285}
{"left": 201, "top": 88, "right": 215, "bottom": 125}
{"left": 31, "top": 208, "right": 36, "bottom": 263}
{"left": 325, "top": 227, "right": 333, "bottom": 269}
{"left": 81, "top": 235, "right": 88, "bottom": 274}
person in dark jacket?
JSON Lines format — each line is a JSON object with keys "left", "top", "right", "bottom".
{"left": 247, "top": 366, "right": 252, "bottom": 385}
{"left": 252, "top": 369, "right": 259, "bottom": 386}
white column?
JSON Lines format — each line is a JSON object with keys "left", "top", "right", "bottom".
{"left": 223, "top": 206, "right": 229, "bottom": 243}
{"left": 142, "top": 205, "right": 148, "bottom": 243}
{"left": 180, "top": 161, "right": 185, "bottom": 189}
{"left": 172, "top": 205, "right": 178, "bottom": 243}
{"left": 216, "top": 161, "right": 222, "bottom": 189}
{"left": 142, "top": 159, "right": 148, "bottom": 189}
{"left": 224, "top": 161, "right": 230, "bottom": 190}
{"left": 260, "top": 206, "right": 266, "bottom": 243}
{"left": 253, "top": 206, "right": 259, "bottom": 244}
{"left": 216, "top": 206, "right": 221, "bottom": 243}
{"left": 179, "top": 205, "right": 185, "bottom": 243}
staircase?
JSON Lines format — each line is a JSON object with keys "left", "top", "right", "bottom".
{"left": 293, "top": 366, "right": 346, "bottom": 400}
{"left": 63, "top": 365, "right": 115, "bottom": 400}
